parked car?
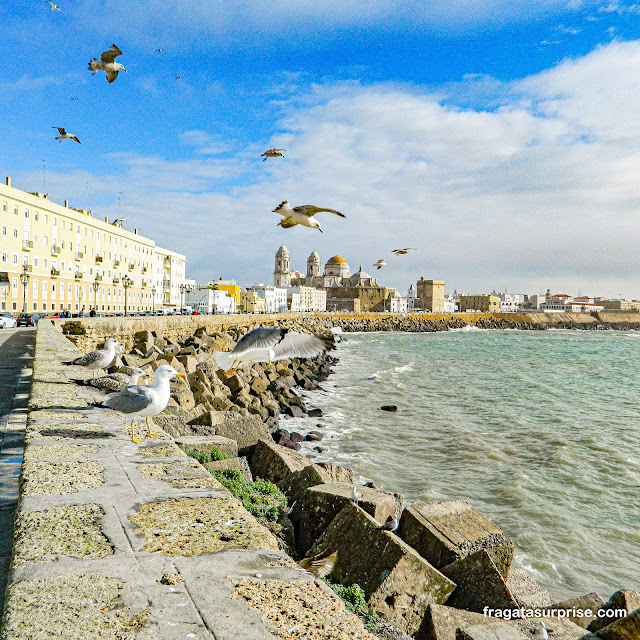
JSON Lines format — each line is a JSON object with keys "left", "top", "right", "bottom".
{"left": 44, "top": 312, "right": 65, "bottom": 319}
{"left": 0, "top": 312, "right": 18, "bottom": 329}
{"left": 17, "top": 313, "right": 41, "bottom": 326}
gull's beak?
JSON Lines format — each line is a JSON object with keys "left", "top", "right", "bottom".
{"left": 175, "top": 372, "right": 187, "bottom": 380}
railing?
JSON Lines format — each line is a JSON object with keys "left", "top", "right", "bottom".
{"left": 113, "top": 277, "right": 120, "bottom": 283}
{"left": 95, "top": 275, "right": 103, "bottom": 282}
{"left": 95, "top": 255, "right": 103, "bottom": 263}
{"left": 23, "top": 264, "right": 32, "bottom": 273}
{"left": 113, "top": 259, "right": 120, "bottom": 266}
{"left": 51, "top": 245, "right": 60, "bottom": 255}
{"left": 162, "top": 280, "right": 170, "bottom": 289}
{"left": 22, "top": 240, "right": 33, "bottom": 250}
{"left": 141, "top": 266, "right": 147, "bottom": 273}
{"left": 50, "top": 268, "right": 60, "bottom": 277}
{"left": 74, "top": 272, "right": 83, "bottom": 279}
{"left": 128, "top": 264, "right": 135, "bottom": 270}
{"left": 142, "top": 280, "right": 148, "bottom": 287}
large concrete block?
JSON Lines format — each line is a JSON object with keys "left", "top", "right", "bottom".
{"left": 595, "top": 610, "right": 640, "bottom": 640}
{"left": 550, "top": 593, "right": 605, "bottom": 629}
{"left": 249, "top": 438, "right": 312, "bottom": 484}
{"left": 204, "top": 457, "right": 253, "bottom": 482}
{"left": 588, "top": 591, "right": 640, "bottom": 634}
{"left": 297, "top": 482, "right": 397, "bottom": 555}
{"left": 456, "top": 622, "right": 528, "bottom": 639}
{"left": 307, "top": 503, "right": 456, "bottom": 635}
{"left": 440, "top": 550, "right": 518, "bottom": 613}
{"left": 506, "top": 568, "right": 554, "bottom": 609}
{"left": 175, "top": 435, "right": 239, "bottom": 459}
{"left": 416, "top": 604, "right": 504, "bottom": 640}
{"left": 213, "top": 412, "right": 272, "bottom": 454}
{"left": 397, "top": 501, "right": 514, "bottom": 579}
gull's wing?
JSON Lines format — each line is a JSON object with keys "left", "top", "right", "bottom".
{"left": 53, "top": 127, "right": 66, "bottom": 135}
{"left": 278, "top": 217, "right": 297, "bottom": 228}
{"left": 100, "top": 44, "right": 123, "bottom": 63}
{"left": 105, "top": 69, "right": 119, "bottom": 83}
{"left": 70, "top": 348, "right": 107, "bottom": 366}
{"left": 232, "top": 327, "right": 287, "bottom": 354}
{"left": 272, "top": 332, "right": 334, "bottom": 361}
{"left": 102, "top": 384, "right": 154, "bottom": 414}
{"left": 70, "top": 135, "right": 81, "bottom": 144}
{"left": 293, "top": 205, "right": 346, "bottom": 218}
{"left": 88, "top": 374, "right": 131, "bottom": 393}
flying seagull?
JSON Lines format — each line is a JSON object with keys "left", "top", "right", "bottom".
{"left": 533, "top": 622, "right": 549, "bottom": 640}
{"left": 213, "top": 327, "right": 334, "bottom": 376}
{"left": 156, "top": 48, "right": 165, "bottom": 53}
{"left": 88, "top": 44, "right": 126, "bottom": 83}
{"left": 49, "top": 1, "right": 61, "bottom": 11}
{"left": 52, "top": 127, "right": 81, "bottom": 144}
{"left": 63, "top": 338, "right": 122, "bottom": 378}
{"left": 94, "top": 364, "right": 186, "bottom": 442}
{"left": 273, "top": 201, "right": 346, "bottom": 233}
{"left": 111, "top": 217, "right": 128, "bottom": 226}
{"left": 373, "top": 259, "right": 387, "bottom": 270}
{"left": 176, "top": 76, "right": 183, "bottom": 81}
{"left": 298, "top": 550, "right": 338, "bottom": 578}
{"left": 261, "top": 148, "right": 285, "bottom": 161}
{"left": 71, "top": 97, "right": 78, "bottom": 101}
{"left": 71, "top": 367, "right": 146, "bottom": 393}
{"left": 392, "top": 248, "right": 417, "bottom": 255}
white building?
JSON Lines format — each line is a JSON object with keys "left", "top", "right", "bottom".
{"left": 153, "top": 247, "right": 190, "bottom": 312}
{"left": 185, "top": 287, "right": 236, "bottom": 314}
{"left": 407, "top": 284, "right": 416, "bottom": 311}
{"left": 249, "top": 284, "right": 288, "bottom": 313}
{"left": 389, "top": 291, "right": 408, "bottom": 313}
{"left": 444, "top": 294, "right": 457, "bottom": 313}
{"left": 312, "top": 288, "right": 327, "bottom": 311}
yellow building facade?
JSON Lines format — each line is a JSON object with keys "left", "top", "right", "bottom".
{"left": 0, "top": 177, "right": 187, "bottom": 315}
{"left": 238, "top": 291, "right": 266, "bottom": 314}
{"left": 458, "top": 294, "right": 501, "bottom": 312}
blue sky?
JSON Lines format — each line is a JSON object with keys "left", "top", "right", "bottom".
{"left": 3, "top": 1, "right": 640, "bottom": 297}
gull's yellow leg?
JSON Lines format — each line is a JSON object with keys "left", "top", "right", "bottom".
{"left": 225, "top": 360, "right": 239, "bottom": 377}
{"left": 146, "top": 416, "right": 160, "bottom": 438}
{"left": 131, "top": 421, "right": 143, "bottom": 443}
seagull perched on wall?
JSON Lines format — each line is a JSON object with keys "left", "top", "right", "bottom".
{"left": 63, "top": 338, "right": 122, "bottom": 378}
{"left": 213, "top": 327, "right": 334, "bottom": 376}
{"left": 533, "top": 622, "right": 549, "bottom": 640}
{"left": 52, "top": 127, "right": 81, "bottom": 144}
{"left": 373, "top": 259, "right": 387, "bottom": 270}
{"left": 88, "top": 44, "right": 126, "bottom": 83}
{"left": 351, "top": 485, "right": 362, "bottom": 503}
{"left": 298, "top": 550, "right": 338, "bottom": 578}
{"left": 261, "top": 148, "right": 285, "bottom": 161}
{"left": 379, "top": 514, "right": 399, "bottom": 531}
{"left": 71, "top": 367, "right": 146, "bottom": 393}
{"left": 392, "top": 248, "right": 417, "bottom": 255}
{"left": 274, "top": 201, "right": 346, "bottom": 233}
{"left": 94, "top": 364, "right": 186, "bottom": 442}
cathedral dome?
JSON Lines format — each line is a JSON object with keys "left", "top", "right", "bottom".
{"left": 276, "top": 245, "right": 289, "bottom": 257}
{"left": 327, "top": 256, "right": 348, "bottom": 265}
{"left": 308, "top": 250, "right": 321, "bottom": 262}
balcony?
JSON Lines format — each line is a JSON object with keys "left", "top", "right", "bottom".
{"left": 74, "top": 272, "right": 83, "bottom": 279}
{"left": 75, "top": 251, "right": 83, "bottom": 260}
{"left": 113, "top": 277, "right": 120, "bottom": 284}
{"left": 22, "top": 240, "right": 33, "bottom": 251}
{"left": 142, "top": 279, "right": 148, "bottom": 287}
{"left": 141, "top": 266, "right": 147, "bottom": 273}
{"left": 95, "top": 255, "right": 103, "bottom": 263}
{"left": 95, "top": 275, "right": 103, "bottom": 282}
{"left": 51, "top": 245, "right": 61, "bottom": 256}
{"left": 50, "top": 268, "right": 60, "bottom": 277}
{"left": 128, "top": 263, "right": 135, "bottom": 271}
{"left": 23, "top": 265, "right": 32, "bottom": 273}
{"left": 113, "top": 259, "right": 120, "bottom": 266}
{"left": 162, "top": 280, "right": 170, "bottom": 289}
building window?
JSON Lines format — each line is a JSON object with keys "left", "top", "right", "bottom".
{"left": 43, "top": 258, "right": 48, "bottom": 269}
{"left": 34, "top": 257, "right": 38, "bottom": 267}
{"left": 61, "top": 220, "right": 65, "bottom": 229}
{"left": 34, "top": 211, "right": 38, "bottom": 221}
{"left": 53, "top": 217, "right": 57, "bottom": 226}
{"left": 43, "top": 236, "right": 48, "bottom": 246}
{"left": 32, "top": 280, "right": 38, "bottom": 295}
{"left": 1, "top": 227, "right": 5, "bottom": 236}
{"left": 1, "top": 252, "right": 6, "bottom": 263}
{"left": 12, "top": 253, "right": 18, "bottom": 265}
{"left": 12, "top": 278, "right": 17, "bottom": 292}
{"left": 34, "top": 234, "right": 38, "bottom": 243}
{"left": 33, "top": 302, "right": 37, "bottom": 311}
{"left": 14, "top": 206, "right": 18, "bottom": 215}
{"left": 24, "top": 208, "right": 29, "bottom": 218}
{"left": 12, "top": 302, "right": 16, "bottom": 311}
{"left": 42, "top": 303, "right": 47, "bottom": 311}
{"left": 13, "top": 229, "right": 17, "bottom": 238}
{"left": 61, "top": 241, "right": 64, "bottom": 249}
{"left": 2, "top": 202, "right": 6, "bottom": 212}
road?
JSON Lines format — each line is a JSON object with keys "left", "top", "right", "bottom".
{"left": 0, "top": 327, "right": 35, "bottom": 614}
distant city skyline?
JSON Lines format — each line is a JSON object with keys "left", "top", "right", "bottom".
{"left": 3, "top": 2, "right": 640, "bottom": 297}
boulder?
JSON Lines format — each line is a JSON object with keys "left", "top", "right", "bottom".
{"left": 214, "top": 412, "right": 272, "bottom": 455}
{"left": 151, "top": 414, "right": 191, "bottom": 436}
{"left": 305, "top": 431, "right": 323, "bottom": 441}
{"left": 397, "top": 501, "right": 514, "bottom": 578}
{"left": 174, "top": 436, "right": 239, "bottom": 459}
{"left": 440, "top": 550, "right": 518, "bottom": 613}
{"left": 550, "top": 593, "right": 605, "bottom": 629}
{"left": 250, "top": 378, "right": 268, "bottom": 395}
{"left": 297, "top": 482, "right": 399, "bottom": 555}
{"left": 456, "top": 622, "right": 528, "bottom": 640}
{"left": 306, "top": 503, "right": 455, "bottom": 635}
{"left": 416, "top": 604, "right": 508, "bottom": 640}
{"left": 513, "top": 618, "right": 587, "bottom": 640}
{"left": 249, "top": 438, "right": 313, "bottom": 484}
{"left": 595, "top": 610, "right": 640, "bottom": 640}
{"left": 506, "top": 568, "right": 553, "bottom": 609}
{"left": 177, "top": 354, "right": 199, "bottom": 374}
{"left": 381, "top": 405, "right": 398, "bottom": 412}
{"left": 588, "top": 591, "right": 640, "bottom": 634}
{"left": 205, "top": 456, "right": 253, "bottom": 482}
{"left": 172, "top": 388, "right": 196, "bottom": 411}
{"left": 307, "top": 408, "right": 323, "bottom": 417}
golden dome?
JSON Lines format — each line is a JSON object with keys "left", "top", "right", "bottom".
{"left": 326, "top": 256, "right": 348, "bottom": 265}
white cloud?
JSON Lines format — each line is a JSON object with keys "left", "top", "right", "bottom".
{"left": 16, "top": 39, "right": 640, "bottom": 298}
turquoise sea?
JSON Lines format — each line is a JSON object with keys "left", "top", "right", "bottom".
{"left": 284, "top": 328, "right": 640, "bottom": 601}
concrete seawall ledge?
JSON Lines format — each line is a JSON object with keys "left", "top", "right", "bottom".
{"left": 1, "top": 320, "right": 377, "bottom": 639}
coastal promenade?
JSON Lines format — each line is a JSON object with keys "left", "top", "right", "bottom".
{"left": 0, "top": 328, "right": 34, "bottom": 614}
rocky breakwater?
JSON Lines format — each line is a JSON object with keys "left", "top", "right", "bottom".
{"left": 96, "top": 320, "right": 640, "bottom": 640}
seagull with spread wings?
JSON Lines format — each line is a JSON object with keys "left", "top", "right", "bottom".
{"left": 261, "top": 148, "right": 285, "bottom": 161}
{"left": 53, "top": 127, "right": 81, "bottom": 144}
{"left": 373, "top": 259, "right": 387, "bottom": 270}
{"left": 49, "top": 2, "right": 61, "bottom": 11}
{"left": 213, "top": 327, "right": 334, "bottom": 376}
{"left": 111, "top": 217, "right": 128, "bottom": 226}
{"left": 274, "top": 201, "right": 346, "bottom": 233}
{"left": 88, "top": 44, "right": 126, "bottom": 83}
{"left": 392, "top": 248, "right": 417, "bottom": 255}
{"left": 94, "top": 364, "right": 186, "bottom": 442}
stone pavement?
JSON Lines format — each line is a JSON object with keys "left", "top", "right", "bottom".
{"left": 0, "top": 327, "right": 34, "bottom": 614}
{"left": 0, "top": 321, "right": 375, "bottom": 639}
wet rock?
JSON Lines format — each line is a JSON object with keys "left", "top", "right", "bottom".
{"left": 506, "top": 568, "right": 553, "bottom": 609}
{"left": 416, "top": 603, "right": 506, "bottom": 640}
{"left": 281, "top": 439, "right": 302, "bottom": 451}
{"left": 549, "top": 592, "right": 605, "bottom": 629}
{"left": 305, "top": 431, "right": 323, "bottom": 441}
{"left": 284, "top": 405, "right": 306, "bottom": 418}
{"left": 595, "top": 609, "right": 640, "bottom": 640}
{"left": 587, "top": 591, "right": 640, "bottom": 633}
{"left": 313, "top": 446, "right": 325, "bottom": 453}
{"left": 289, "top": 432, "right": 304, "bottom": 443}
{"left": 307, "top": 408, "right": 323, "bottom": 417}
{"left": 381, "top": 405, "right": 398, "bottom": 412}
{"left": 306, "top": 503, "right": 455, "bottom": 635}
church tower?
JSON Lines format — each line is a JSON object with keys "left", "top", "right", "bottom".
{"left": 274, "top": 245, "right": 291, "bottom": 287}
{"left": 307, "top": 250, "right": 321, "bottom": 277}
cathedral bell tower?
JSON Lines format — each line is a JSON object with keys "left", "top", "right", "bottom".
{"left": 274, "top": 245, "right": 291, "bottom": 287}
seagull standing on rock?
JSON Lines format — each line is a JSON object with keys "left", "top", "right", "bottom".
{"left": 52, "top": 127, "right": 81, "bottom": 144}
{"left": 88, "top": 44, "right": 126, "bottom": 83}
{"left": 63, "top": 338, "right": 122, "bottom": 378}
{"left": 380, "top": 514, "right": 399, "bottom": 531}
{"left": 273, "top": 201, "right": 346, "bottom": 233}
{"left": 533, "top": 622, "right": 549, "bottom": 640}
{"left": 351, "top": 485, "right": 362, "bottom": 503}
{"left": 213, "top": 327, "right": 334, "bottom": 376}
{"left": 94, "top": 364, "right": 186, "bottom": 442}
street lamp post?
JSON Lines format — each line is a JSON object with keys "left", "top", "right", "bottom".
{"left": 179, "top": 283, "right": 193, "bottom": 314}
{"left": 152, "top": 286, "right": 156, "bottom": 313}
{"left": 122, "top": 275, "right": 132, "bottom": 316}
{"left": 92, "top": 275, "right": 100, "bottom": 314}
{"left": 20, "top": 264, "right": 30, "bottom": 313}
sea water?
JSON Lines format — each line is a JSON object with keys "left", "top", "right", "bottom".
{"left": 284, "top": 328, "right": 640, "bottom": 600}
